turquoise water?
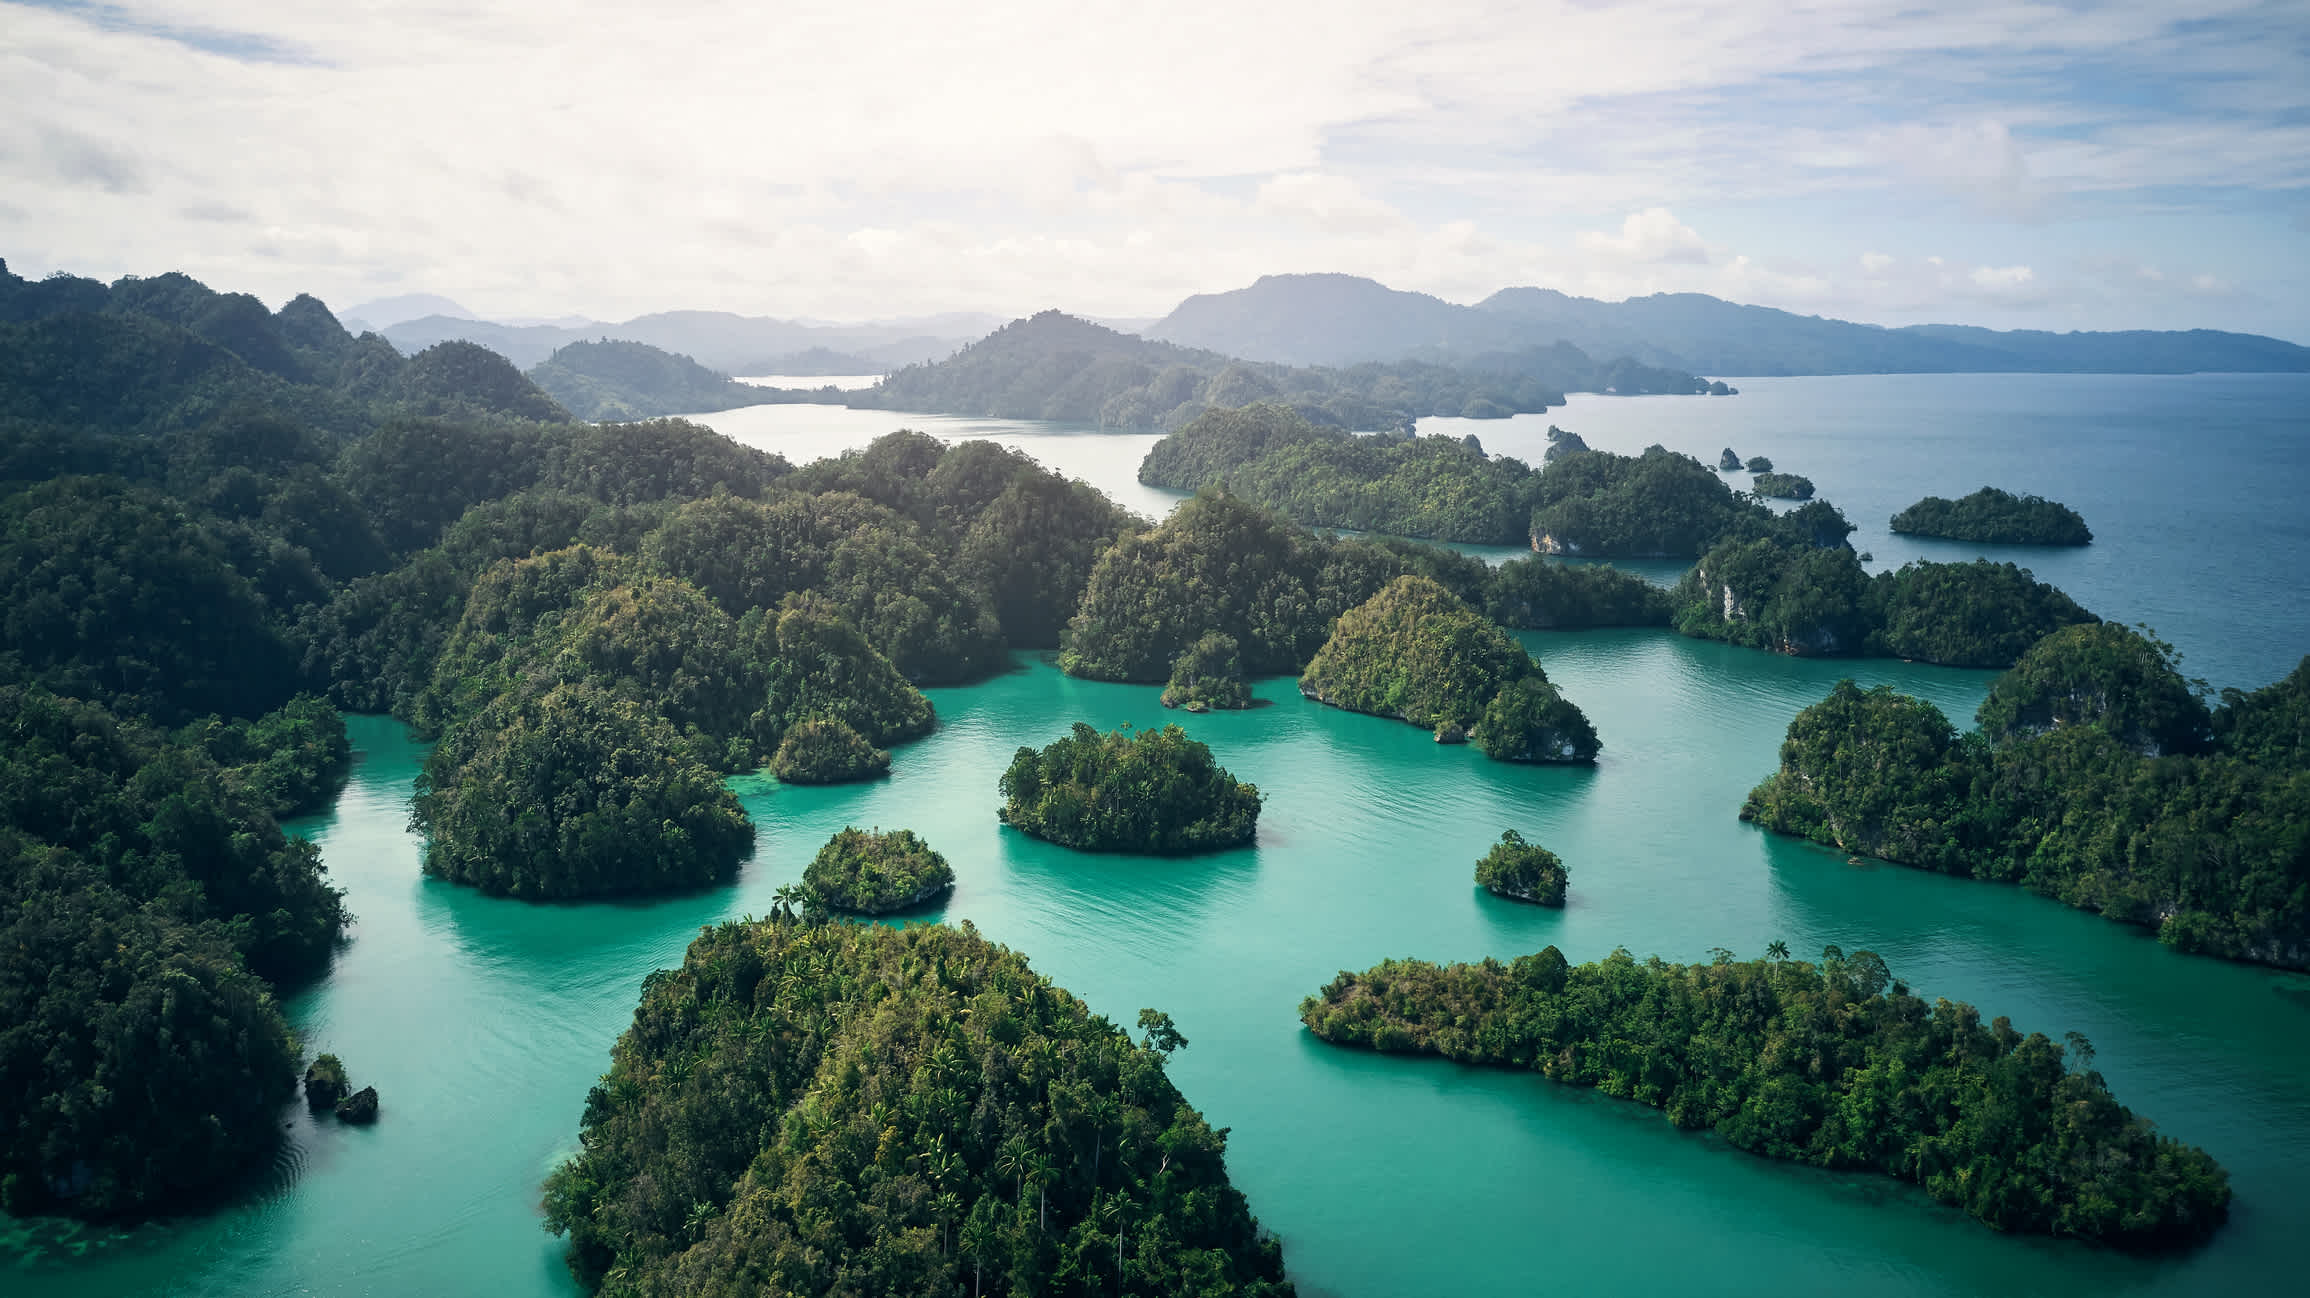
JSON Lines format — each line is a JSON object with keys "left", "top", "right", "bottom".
{"left": 9, "top": 375, "right": 2310, "bottom": 1296}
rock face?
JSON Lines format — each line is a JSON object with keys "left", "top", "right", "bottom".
{"left": 304, "top": 1055, "right": 348, "bottom": 1112}
{"left": 1719, "top": 448, "right": 1743, "bottom": 471}
{"left": 335, "top": 1086, "right": 379, "bottom": 1124}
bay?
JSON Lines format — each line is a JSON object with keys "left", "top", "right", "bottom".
{"left": 9, "top": 374, "right": 2309, "bottom": 1297}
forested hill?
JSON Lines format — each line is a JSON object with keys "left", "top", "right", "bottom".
{"left": 526, "top": 338, "right": 777, "bottom": 420}
{"left": 844, "top": 309, "right": 1713, "bottom": 431}
{"left": 1148, "top": 272, "right": 2310, "bottom": 375}
{"left": 0, "top": 257, "right": 568, "bottom": 430}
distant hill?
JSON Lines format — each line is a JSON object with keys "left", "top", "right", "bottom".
{"left": 0, "top": 258, "right": 567, "bottom": 432}
{"left": 384, "top": 309, "right": 995, "bottom": 373}
{"left": 842, "top": 309, "right": 1716, "bottom": 430}
{"left": 339, "top": 292, "right": 474, "bottom": 332}
{"left": 1150, "top": 273, "right": 2310, "bottom": 375}
{"left": 528, "top": 339, "right": 778, "bottom": 420}
{"left": 728, "top": 346, "right": 884, "bottom": 377}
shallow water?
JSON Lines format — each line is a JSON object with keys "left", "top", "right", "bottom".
{"left": 10, "top": 374, "right": 2310, "bottom": 1296}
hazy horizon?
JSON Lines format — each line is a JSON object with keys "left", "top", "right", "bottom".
{"left": 4, "top": 1, "right": 2307, "bottom": 341}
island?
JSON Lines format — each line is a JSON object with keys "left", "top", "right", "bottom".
{"left": 1751, "top": 471, "right": 1815, "bottom": 500}
{"left": 409, "top": 680, "right": 754, "bottom": 899}
{"left": 1741, "top": 632, "right": 2310, "bottom": 968}
{"left": 799, "top": 826, "right": 955, "bottom": 914}
{"left": 1718, "top": 447, "right": 1743, "bottom": 470}
{"left": 1162, "top": 631, "right": 1253, "bottom": 710}
{"left": 1297, "top": 575, "right": 1599, "bottom": 762}
{"left": 525, "top": 337, "right": 776, "bottom": 421}
{"left": 1300, "top": 945, "right": 2230, "bottom": 1246}
{"left": 335, "top": 1086, "right": 380, "bottom": 1125}
{"left": 1890, "top": 486, "right": 2093, "bottom": 545}
{"left": 771, "top": 716, "right": 890, "bottom": 783}
{"left": 1474, "top": 831, "right": 1568, "bottom": 904}
{"left": 544, "top": 919, "right": 1296, "bottom": 1296}
{"left": 304, "top": 1055, "right": 349, "bottom": 1111}
{"left": 998, "top": 722, "right": 1262, "bottom": 853}
{"left": 1483, "top": 556, "right": 1674, "bottom": 629}
{"left": 1530, "top": 445, "right": 1772, "bottom": 557}
{"left": 1745, "top": 454, "right": 1775, "bottom": 472}
{"left": 1542, "top": 425, "right": 1590, "bottom": 462}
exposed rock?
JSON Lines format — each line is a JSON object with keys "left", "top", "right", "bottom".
{"left": 335, "top": 1086, "right": 379, "bottom": 1125}
{"left": 1719, "top": 448, "right": 1743, "bottom": 471}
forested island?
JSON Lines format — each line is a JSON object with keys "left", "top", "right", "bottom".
{"left": 525, "top": 338, "right": 782, "bottom": 421}
{"left": 1162, "top": 631, "right": 1252, "bottom": 710}
{"left": 1298, "top": 576, "right": 1599, "bottom": 762}
{"left": 1891, "top": 487, "right": 2093, "bottom": 546}
{"left": 999, "top": 723, "right": 1262, "bottom": 853}
{"left": 842, "top": 309, "right": 1712, "bottom": 432}
{"left": 1474, "top": 831, "right": 1568, "bottom": 904}
{"left": 544, "top": 918, "right": 1295, "bottom": 1296}
{"left": 1743, "top": 625, "right": 2310, "bottom": 967}
{"left": 797, "top": 826, "right": 954, "bottom": 914}
{"left": 1300, "top": 945, "right": 2230, "bottom": 1246}
{"left": 1751, "top": 471, "right": 1814, "bottom": 500}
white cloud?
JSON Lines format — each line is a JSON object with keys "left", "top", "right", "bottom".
{"left": 1575, "top": 208, "right": 1711, "bottom": 264}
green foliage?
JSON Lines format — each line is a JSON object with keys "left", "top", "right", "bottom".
{"left": 542, "top": 919, "right": 1294, "bottom": 1297}
{"left": 1299, "top": 576, "right": 1599, "bottom": 762}
{"left": 771, "top": 718, "right": 891, "bottom": 785}
{"left": 1867, "top": 560, "right": 2098, "bottom": 668}
{"left": 1138, "top": 403, "right": 1539, "bottom": 543}
{"left": 305, "top": 1054, "right": 349, "bottom": 1110}
{"left": 1060, "top": 491, "right": 1450, "bottom": 682}
{"left": 801, "top": 827, "right": 954, "bottom": 913}
{"left": 998, "top": 722, "right": 1262, "bottom": 853}
{"left": 2213, "top": 657, "right": 2310, "bottom": 767}
{"left": 1300, "top": 946, "right": 2230, "bottom": 1246}
{"left": 528, "top": 339, "right": 771, "bottom": 421}
{"left": 1484, "top": 557, "right": 1673, "bottom": 629}
{"left": 1677, "top": 540, "right": 2096, "bottom": 668}
{"left": 409, "top": 681, "right": 753, "bottom": 900}
{"left": 1977, "top": 624, "right": 2210, "bottom": 755}
{"left": 1161, "top": 632, "right": 1252, "bottom": 711}
{"left": 1473, "top": 830, "right": 1567, "bottom": 905}
{"left": 1745, "top": 455, "right": 1775, "bottom": 472}
{"left": 1751, "top": 472, "right": 1814, "bottom": 500}
{"left": 394, "top": 340, "right": 570, "bottom": 422}
{"left": 643, "top": 491, "right": 1004, "bottom": 684}
{"left": 181, "top": 694, "right": 353, "bottom": 817}
{"left": 1531, "top": 446, "right": 1771, "bottom": 557}
{"left": 1743, "top": 656, "right": 2310, "bottom": 968}
{"left": 1891, "top": 487, "right": 2092, "bottom": 546}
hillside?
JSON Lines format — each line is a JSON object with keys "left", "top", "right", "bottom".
{"left": 847, "top": 310, "right": 1709, "bottom": 430}
{"left": 526, "top": 338, "right": 774, "bottom": 420}
{"left": 384, "top": 308, "right": 995, "bottom": 372}
{"left": 1150, "top": 273, "right": 2310, "bottom": 375}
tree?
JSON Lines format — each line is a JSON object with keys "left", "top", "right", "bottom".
{"left": 1138, "top": 1009, "right": 1188, "bottom": 1056}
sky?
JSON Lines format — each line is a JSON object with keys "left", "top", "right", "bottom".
{"left": 3, "top": 0, "right": 2307, "bottom": 338}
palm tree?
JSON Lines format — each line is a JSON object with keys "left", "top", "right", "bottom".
{"left": 1766, "top": 940, "right": 1790, "bottom": 961}
{"left": 771, "top": 884, "right": 803, "bottom": 923}
{"left": 995, "top": 1135, "right": 1032, "bottom": 1207}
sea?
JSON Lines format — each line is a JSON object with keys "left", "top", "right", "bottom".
{"left": 7, "top": 372, "right": 2307, "bottom": 1297}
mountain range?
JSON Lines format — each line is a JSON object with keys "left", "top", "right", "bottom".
{"left": 376, "top": 309, "right": 1005, "bottom": 374}
{"left": 1145, "top": 273, "right": 2310, "bottom": 375}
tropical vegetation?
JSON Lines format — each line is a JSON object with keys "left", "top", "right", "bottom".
{"left": 999, "top": 723, "right": 1262, "bottom": 853}
{"left": 1161, "top": 631, "right": 1252, "bottom": 711}
{"left": 1891, "top": 487, "right": 2092, "bottom": 546}
{"left": 543, "top": 918, "right": 1295, "bottom": 1296}
{"left": 1473, "top": 831, "right": 1567, "bottom": 904}
{"left": 1301, "top": 944, "right": 2230, "bottom": 1246}
{"left": 798, "top": 826, "right": 955, "bottom": 914}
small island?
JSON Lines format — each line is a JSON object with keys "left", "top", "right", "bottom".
{"left": 1474, "top": 831, "right": 1568, "bottom": 905}
{"left": 1718, "top": 448, "right": 1744, "bottom": 471}
{"left": 1745, "top": 454, "right": 1775, "bottom": 472}
{"left": 1542, "top": 425, "right": 1590, "bottom": 462}
{"left": 409, "top": 680, "right": 753, "bottom": 900}
{"left": 304, "top": 1055, "right": 349, "bottom": 1111}
{"left": 800, "top": 826, "right": 955, "bottom": 914}
{"left": 771, "top": 716, "right": 891, "bottom": 783}
{"left": 998, "top": 722, "right": 1261, "bottom": 853}
{"left": 1751, "top": 471, "right": 1815, "bottom": 501}
{"left": 543, "top": 919, "right": 1295, "bottom": 1295}
{"left": 1300, "top": 945, "right": 2230, "bottom": 1247}
{"left": 1162, "top": 631, "right": 1252, "bottom": 711}
{"left": 335, "top": 1086, "right": 379, "bottom": 1125}
{"left": 1890, "top": 486, "right": 2092, "bottom": 545}
{"left": 1298, "top": 575, "right": 1599, "bottom": 762}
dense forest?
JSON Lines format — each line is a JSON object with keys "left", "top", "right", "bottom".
{"left": 1473, "top": 831, "right": 1568, "bottom": 905}
{"left": 545, "top": 919, "right": 1295, "bottom": 1296}
{"left": 1301, "top": 944, "right": 2230, "bottom": 1246}
{"left": 1298, "top": 576, "right": 1599, "bottom": 762}
{"left": 845, "top": 310, "right": 1710, "bottom": 432}
{"left": 1674, "top": 532, "right": 2100, "bottom": 667}
{"left": 1742, "top": 626, "right": 2310, "bottom": 967}
{"left": 999, "top": 723, "right": 1263, "bottom": 853}
{"left": 797, "top": 826, "right": 955, "bottom": 914}
{"left": 1161, "top": 631, "right": 1252, "bottom": 711}
{"left": 1750, "top": 471, "right": 1814, "bottom": 501}
{"left": 526, "top": 338, "right": 783, "bottom": 421}
{"left": 1891, "top": 487, "right": 2093, "bottom": 546}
